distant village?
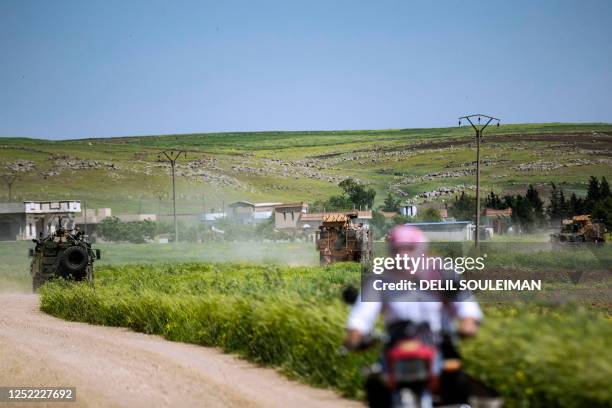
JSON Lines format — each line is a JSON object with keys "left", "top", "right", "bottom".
{"left": 0, "top": 199, "right": 515, "bottom": 243}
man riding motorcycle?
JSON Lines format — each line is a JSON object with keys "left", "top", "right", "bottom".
{"left": 344, "top": 225, "right": 482, "bottom": 407}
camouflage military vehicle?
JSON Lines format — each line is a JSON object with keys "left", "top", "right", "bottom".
{"left": 550, "top": 214, "right": 606, "bottom": 248}
{"left": 29, "top": 218, "right": 100, "bottom": 291}
{"left": 316, "top": 212, "right": 372, "bottom": 265}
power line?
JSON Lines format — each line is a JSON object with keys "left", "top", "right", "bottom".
{"left": 153, "top": 190, "right": 168, "bottom": 219}
{"left": 458, "top": 114, "right": 500, "bottom": 248}
{"left": 2, "top": 173, "right": 18, "bottom": 202}
{"left": 157, "top": 150, "right": 187, "bottom": 243}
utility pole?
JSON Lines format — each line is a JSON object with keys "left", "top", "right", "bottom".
{"left": 458, "top": 114, "right": 500, "bottom": 248}
{"left": 158, "top": 150, "right": 186, "bottom": 243}
{"left": 154, "top": 190, "right": 167, "bottom": 219}
{"left": 2, "top": 173, "right": 18, "bottom": 202}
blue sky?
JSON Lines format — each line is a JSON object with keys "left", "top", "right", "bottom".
{"left": 1, "top": 0, "right": 611, "bottom": 140}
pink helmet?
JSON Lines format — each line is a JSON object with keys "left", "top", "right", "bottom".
{"left": 387, "top": 225, "right": 428, "bottom": 255}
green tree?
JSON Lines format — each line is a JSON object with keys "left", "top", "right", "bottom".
{"left": 599, "top": 177, "right": 610, "bottom": 199}
{"left": 325, "top": 194, "right": 353, "bottom": 211}
{"left": 449, "top": 192, "right": 477, "bottom": 221}
{"left": 315, "top": 179, "right": 377, "bottom": 211}
{"left": 559, "top": 189, "right": 569, "bottom": 218}
{"left": 97, "top": 216, "right": 122, "bottom": 241}
{"left": 339, "top": 178, "right": 376, "bottom": 209}
{"left": 548, "top": 183, "right": 568, "bottom": 222}
{"left": 592, "top": 197, "right": 612, "bottom": 229}
{"left": 568, "top": 193, "right": 586, "bottom": 216}
{"left": 485, "top": 191, "right": 504, "bottom": 209}
{"left": 419, "top": 207, "right": 442, "bottom": 222}
{"left": 97, "top": 217, "right": 157, "bottom": 243}
{"left": 382, "top": 193, "right": 401, "bottom": 212}
{"left": 511, "top": 195, "right": 536, "bottom": 232}
{"left": 586, "top": 176, "right": 601, "bottom": 208}
{"left": 526, "top": 185, "right": 545, "bottom": 224}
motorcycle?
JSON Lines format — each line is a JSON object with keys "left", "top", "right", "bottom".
{"left": 341, "top": 286, "right": 502, "bottom": 408}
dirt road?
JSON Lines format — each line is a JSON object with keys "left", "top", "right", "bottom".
{"left": 0, "top": 294, "right": 361, "bottom": 408}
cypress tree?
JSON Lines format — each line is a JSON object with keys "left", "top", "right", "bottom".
{"left": 586, "top": 176, "right": 601, "bottom": 210}
{"left": 526, "top": 185, "right": 545, "bottom": 223}
{"left": 600, "top": 177, "right": 611, "bottom": 199}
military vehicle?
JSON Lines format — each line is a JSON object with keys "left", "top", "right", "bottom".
{"left": 550, "top": 214, "right": 606, "bottom": 248}
{"left": 316, "top": 212, "right": 372, "bottom": 265}
{"left": 29, "top": 217, "right": 100, "bottom": 291}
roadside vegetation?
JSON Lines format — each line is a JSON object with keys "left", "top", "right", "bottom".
{"left": 40, "top": 261, "right": 612, "bottom": 407}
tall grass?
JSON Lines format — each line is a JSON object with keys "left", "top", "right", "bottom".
{"left": 40, "top": 262, "right": 612, "bottom": 407}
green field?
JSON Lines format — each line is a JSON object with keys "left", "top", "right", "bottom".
{"left": 3, "top": 240, "right": 609, "bottom": 292}
{"left": 2, "top": 239, "right": 610, "bottom": 406}
{"left": 39, "top": 261, "right": 612, "bottom": 407}
{"left": 0, "top": 240, "right": 318, "bottom": 292}
{"left": 2, "top": 123, "right": 611, "bottom": 214}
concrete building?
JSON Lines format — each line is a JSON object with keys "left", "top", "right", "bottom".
{"left": 0, "top": 200, "right": 81, "bottom": 241}
{"left": 482, "top": 207, "right": 513, "bottom": 234}
{"left": 400, "top": 205, "right": 418, "bottom": 217}
{"left": 273, "top": 202, "right": 309, "bottom": 229}
{"left": 228, "top": 201, "right": 282, "bottom": 224}
{"left": 404, "top": 221, "right": 474, "bottom": 242}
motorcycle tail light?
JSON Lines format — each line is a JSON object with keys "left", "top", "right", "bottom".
{"left": 386, "top": 340, "right": 437, "bottom": 389}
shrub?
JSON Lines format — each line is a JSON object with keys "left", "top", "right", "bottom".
{"left": 97, "top": 217, "right": 157, "bottom": 243}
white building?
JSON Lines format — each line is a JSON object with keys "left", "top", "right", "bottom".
{"left": 0, "top": 200, "right": 81, "bottom": 241}
{"left": 400, "top": 205, "right": 418, "bottom": 217}
{"left": 227, "top": 201, "right": 282, "bottom": 224}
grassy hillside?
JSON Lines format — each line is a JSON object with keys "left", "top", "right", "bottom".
{"left": 1, "top": 123, "right": 611, "bottom": 214}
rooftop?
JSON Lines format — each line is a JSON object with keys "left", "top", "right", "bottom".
{"left": 228, "top": 201, "right": 283, "bottom": 208}
{"left": 299, "top": 210, "right": 372, "bottom": 221}
{"left": 274, "top": 202, "right": 309, "bottom": 209}
{"left": 0, "top": 200, "right": 81, "bottom": 214}
{"left": 483, "top": 208, "right": 513, "bottom": 217}
{"left": 0, "top": 203, "right": 24, "bottom": 214}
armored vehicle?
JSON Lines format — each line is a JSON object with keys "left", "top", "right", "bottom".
{"left": 316, "top": 212, "right": 372, "bottom": 265}
{"left": 29, "top": 218, "right": 100, "bottom": 291}
{"left": 550, "top": 214, "right": 606, "bottom": 248}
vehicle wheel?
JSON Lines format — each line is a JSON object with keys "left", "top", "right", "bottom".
{"left": 59, "top": 246, "right": 89, "bottom": 278}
